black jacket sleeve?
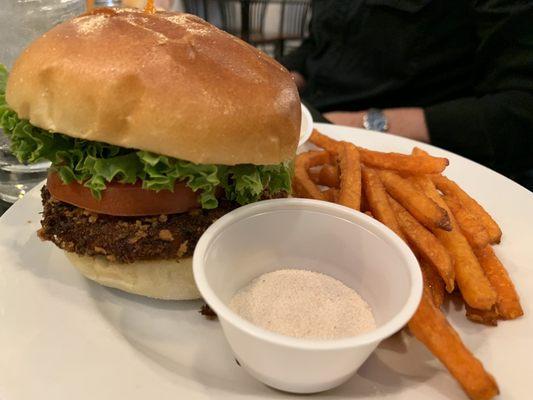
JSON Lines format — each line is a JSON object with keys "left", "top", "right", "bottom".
{"left": 425, "top": 1, "right": 533, "bottom": 179}
{"left": 280, "top": 27, "right": 316, "bottom": 76}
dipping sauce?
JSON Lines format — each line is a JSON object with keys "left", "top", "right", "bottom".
{"left": 229, "top": 269, "right": 376, "bottom": 340}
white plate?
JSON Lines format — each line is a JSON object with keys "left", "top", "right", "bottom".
{"left": 0, "top": 123, "right": 531, "bottom": 400}
{"left": 299, "top": 104, "right": 313, "bottom": 147}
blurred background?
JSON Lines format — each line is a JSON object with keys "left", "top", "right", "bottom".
{"left": 124, "top": 0, "right": 312, "bottom": 60}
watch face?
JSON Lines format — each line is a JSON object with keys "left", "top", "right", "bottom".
{"left": 373, "top": 116, "right": 388, "bottom": 132}
{"left": 366, "top": 109, "right": 388, "bottom": 132}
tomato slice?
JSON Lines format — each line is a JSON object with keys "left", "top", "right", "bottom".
{"left": 47, "top": 172, "right": 200, "bottom": 216}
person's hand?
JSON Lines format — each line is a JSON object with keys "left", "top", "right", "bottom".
{"left": 324, "top": 108, "right": 430, "bottom": 143}
{"left": 290, "top": 71, "right": 306, "bottom": 91}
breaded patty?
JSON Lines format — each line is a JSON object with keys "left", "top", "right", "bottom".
{"left": 38, "top": 186, "right": 235, "bottom": 263}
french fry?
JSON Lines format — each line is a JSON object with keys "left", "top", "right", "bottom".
{"left": 293, "top": 151, "right": 330, "bottom": 201}
{"left": 389, "top": 197, "right": 455, "bottom": 292}
{"left": 379, "top": 170, "right": 451, "bottom": 231}
{"left": 359, "top": 148, "right": 449, "bottom": 175}
{"left": 475, "top": 246, "right": 523, "bottom": 320}
{"left": 308, "top": 169, "right": 320, "bottom": 184}
{"left": 309, "top": 129, "right": 342, "bottom": 153}
{"left": 362, "top": 167, "right": 405, "bottom": 240}
{"left": 412, "top": 147, "right": 429, "bottom": 156}
{"left": 310, "top": 130, "right": 449, "bottom": 174}
{"left": 408, "top": 164, "right": 490, "bottom": 250}
{"left": 432, "top": 175, "right": 502, "bottom": 244}
{"left": 304, "top": 150, "right": 331, "bottom": 167}
{"left": 443, "top": 194, "right": 491, "bottom": 249}
{"left": 465, "top": 305, "right": 499, "bottom": 326}
{"left": 322, "top": 188, "right": 339, "bottom": 203}
{"left": 309, "top": 164, "right": 340, "bottom": 188}
{"left": 408, "top": 290, "right": 500, "bottom": 400}
{"left": 420, "top": 259, "right": 445, "bottom": 308}
{"left": 360, "top": 187, "right": 369, "bottom": 213}
{"left": 319, "top": 164, "right": 340, "bottom": 188}
{"left": 337, "top": 142, "right": 362, "bottom": 210}
{"left": 411, "top": 176, "right": 497, "bottom": 311}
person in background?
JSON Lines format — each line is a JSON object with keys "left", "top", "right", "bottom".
{"left": 282, "top": 0, "right": 533, "bottom": 189}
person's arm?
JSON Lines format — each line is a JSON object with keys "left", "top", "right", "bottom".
{"left": 427, "top": 2, "right": 533, "bottom": 177}
{"left": 328, "top": 3, "right": 533, "bottom": 178}
{"left": 280, "top": 10, "right": 317, "bottom": 90}
{"left": 280, "top": 35, "right": 316, "bottom": 77}
{"left": 324, "top": 108, "right": 430, "bottom": 142}
{"left": 425, "top": 92, "right": 533, "bottom": 176}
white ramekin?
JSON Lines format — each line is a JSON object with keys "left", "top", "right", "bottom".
{"left": 193, "top": 198, "right": 422, "bottom": 393}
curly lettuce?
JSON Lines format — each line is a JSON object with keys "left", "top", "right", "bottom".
{"left": 0, "top": 65, "right": 292, "bottom": 209}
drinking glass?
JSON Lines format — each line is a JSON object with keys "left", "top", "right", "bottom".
{"left": 0, "top": 0, "right": 85, "bottom": 203}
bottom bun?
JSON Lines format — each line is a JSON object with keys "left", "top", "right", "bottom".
{"left": 65, "top": 253, "right": 201, "bottom": 300}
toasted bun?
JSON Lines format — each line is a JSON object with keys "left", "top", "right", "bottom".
{"left": 6, "top": 8, "right": 300, "bottom": 165}
{"left": 66, "top": 253, "right": 200, "bottom": 300}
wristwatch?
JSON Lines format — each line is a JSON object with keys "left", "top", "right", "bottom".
{"left": 363, "top": 108, "right": 388, "bottom": 132}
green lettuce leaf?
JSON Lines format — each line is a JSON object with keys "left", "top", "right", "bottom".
{"left": 0, "top": 65, "right": 7, "bottom": 99}
{"left": 136, "top": 151, "right": 222, "bottom": 209}
{"left": 0, "top": 65, "right": 293, "bottom": 208}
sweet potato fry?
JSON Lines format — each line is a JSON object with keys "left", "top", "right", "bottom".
{"left": 420, "top": 259, "right": 445, "bottom": 308}
{"left": 432, "top": 175, "right": 502, "bottom": 244}
{"left": 304, "top": 150, "right": 331, "bottom": 167}
{"left": 443, "top": 194, "right": 490, "bottom": 249}
{"left": 293, "top": 151, "right": 330, "bottom": 201}
{"left": 475, "top": 246, "right": 523, "bottom": 320}
{"left": 310, "top": 130, "right": 449, "bottom": 174}
{"left": 411, "top": 176, "right": 497, "bottom": 311}
{"left": 308, "top": 169, "right": 320, "bottom": 184}
{"left": 362, "top": 167, "right": 405, "bottom": 240}
{"left": 319, "top": 164, "right": 340, "bottom": 188}
{"left": 309, "top": 164, "right": 340, "bottom": 188}
{"left": 360, "top": 149, "right": 449, "bottom": 174}
{"left": 322, "top": 188, "right": 339, "bottom": 203}
{"left": 379, "top": 170, "right": 451, "bottom": 231}
{"left": 360, "top": 187, "right": 369, "bottom": 213}
{"left": 465, "top": 305, "right": 499, "bottom": 326}
{"left": 409, "top": 170, "right": 490, "bottom": 250}
{"left": 337, "top": 142, "right": 362, "bottom": 210}
{"left": 389, "top": 197, "right": 455, "bottom": 292}
{"left": 408, "top": 290, "right": 500, "bottom": 400}
{"left": 412, "top": 147, "right": 429, "bottom": 156}
{"left": 309, "top": 129, "right": 342, "bottom": 153}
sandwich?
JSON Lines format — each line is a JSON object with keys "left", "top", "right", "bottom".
{"left": 0, "top": 8, "right": 300, "bottom": 299}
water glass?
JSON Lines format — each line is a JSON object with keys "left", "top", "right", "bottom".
{"left": 0, "top": 0, "right": 85, "bottom": 203}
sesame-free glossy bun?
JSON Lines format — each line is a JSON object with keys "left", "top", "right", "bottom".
{"left": 6, "top": 8, "right": 300, "bottom": 165}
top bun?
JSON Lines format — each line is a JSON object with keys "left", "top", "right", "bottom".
{"left": 6, "top": 8, "right": 300, "bottom": 165}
